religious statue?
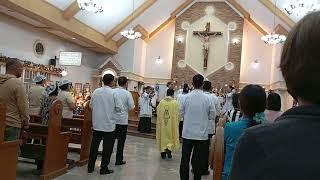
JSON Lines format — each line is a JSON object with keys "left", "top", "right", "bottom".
{"left": 193, "top": 22, "right": 223, "bottom": 69}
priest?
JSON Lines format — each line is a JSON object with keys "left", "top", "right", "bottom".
{"left": 156, "top": 89, "right": 180, "bottom": 159}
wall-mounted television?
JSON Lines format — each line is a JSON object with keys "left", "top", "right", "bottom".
{"left": 59, "top": 51, "right": 82, "bottom": 66}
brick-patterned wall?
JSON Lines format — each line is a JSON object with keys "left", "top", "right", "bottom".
{"left": 172, "top": 2, "right": 244, "bottom": 89}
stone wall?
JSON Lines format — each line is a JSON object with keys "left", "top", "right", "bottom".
{"left": 172, "top": 2, "right": 244, "bottom": 89}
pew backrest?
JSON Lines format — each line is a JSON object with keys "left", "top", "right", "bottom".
{"left": 61, "top": 103, "right": 92, "bottom": 166}
{"left": 213, "top": 126, "right": 224, "bottom": 180}
{"left": 0, "top": 99, "right": 22, "bottom": 180}
{"left": 0, "top": 98, "right": 6, "bottom": 142}
{"left": 78, "top": 103, "right": 92, "bottom": 166}
{"left": 43, "top": 100, "right": 71, "bottom": 175}
{"left": 22, "top": 100, "right": 71, "bottom": 179}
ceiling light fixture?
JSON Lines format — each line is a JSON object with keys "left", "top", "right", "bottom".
{"left": 121, "top": 29, "right": 141, "bottom": 40}
{"left": 77, "top": 0, "right": 103, "bottom": 14}
{"left": 156, "top": 56, "right": 163, "bottom": 65}
{"left": 261, "top": 0, "right": 286, "bottom": 45}
{"left": 120, "top": 0, "right": 141, "bottom": 40}
{"left": 284, "top": 1, "right": 319, "bottom": 17}
{"left": 261, "top": 33, "right": 286, "bottom": 44}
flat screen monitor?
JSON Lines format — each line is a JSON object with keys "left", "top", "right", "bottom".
{"left": 59, "top": 51, "right": 82, "bottom": 66}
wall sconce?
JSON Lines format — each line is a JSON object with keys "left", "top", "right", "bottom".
{"left": 156, "top": 56, "right": 163, "bottom": 65}
{"left": 61, "top": 69, "right": 68, "bottom": 77}
{"left": 251, "top": 59, "right": 260, "bottom": 69}
{"left": 176, "top": 36, "right": 184, "bottom": 43}
{"left": 232, "top": 38, "right": 240, "bottom": 45}
{"left": 224, "top": 62, "right": 234, "bottom": 71}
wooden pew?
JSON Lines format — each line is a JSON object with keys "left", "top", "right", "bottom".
{"left": 30, "top": 105, "right": 92, "bottom": 167}
{"left": 20, "top": 100, "right": 71, "bottom": 180}
{"left": 209, "top": 126, "right": 224, "bottom": 180}
{"left": 0, "top": 99, "right": 21, "bottom": 180}
{"left": 62, "top": 104, "right": 92, "bottom": 166}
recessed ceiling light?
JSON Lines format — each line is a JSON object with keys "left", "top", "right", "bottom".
{"left": 72, "top": 37, "right": 76, "bottom": 40}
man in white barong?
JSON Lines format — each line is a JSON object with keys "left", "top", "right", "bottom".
{"left": 138, "top": 86, "right": 155, "bottom": 133}
{"left": 180, "top": 74, "right": 215, "bottom": 180}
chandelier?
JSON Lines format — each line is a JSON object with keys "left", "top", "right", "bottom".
{"left": 77, "top": 0, "right": 103, "bottom": 13}
{"left": 120, "top": 0, "right": 141, "bottom": 40}
{"left": 284, "top": 1, "right": 319, "bottom": 17}
{"left": 261, "top": 33, "right": 286, "bottom": 44}
{"left": 261, "top": 0, "right": 286, "bottom": 45}
{"left": 120, "top": 28, "right": 142, "bottom": 40}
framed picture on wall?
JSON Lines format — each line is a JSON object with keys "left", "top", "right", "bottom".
{"left": 33, "top": 40, "right": 45, "bottom": 58}
{"left": 74, "top": 83, "right": 82, "bottom": 95}
{"left": 83, "top": 83, "right": 91, "bottom": 93}
{"left": 24, "top": 69, "right": 31, "bottom": 79}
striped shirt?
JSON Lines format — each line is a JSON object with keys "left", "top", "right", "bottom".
{"left": 227, "top": 109, "right": 242, "bottom": 122}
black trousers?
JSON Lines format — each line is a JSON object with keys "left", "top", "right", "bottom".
{"left": 203, "top": 134, "right": 214, "bottom": 173}
{"left": 88, "top": 130, "right": 115, "bottom": 171}
{"left": 179, "top": 121, "right": 183, "bottom": 138}
{"left": 115, "top": 124, "right": 128, "bottom": 163}
{"left": 138, "top": 117, "right": 151, "bottom": 133}
{"left": 180, "top": 138, "right": 207, "bottom": 180}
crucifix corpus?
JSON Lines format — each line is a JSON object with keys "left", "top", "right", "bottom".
{"left": 193, "top": 22, "right": 223, "bottom": 69}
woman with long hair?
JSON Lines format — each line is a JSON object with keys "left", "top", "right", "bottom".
{"left": 222, "top": 85, "right": 266, "bottom": 180}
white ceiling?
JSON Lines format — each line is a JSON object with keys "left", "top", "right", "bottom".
{"left": 47, "top": 0, "right": 146, "bottom": 34}
{"left": 46, "top": 0, "right": 74, "bottom": 11}
{"left": 234, "top": 0, "right": 319, "bottom": 33}
{"left": 4, "top": 0, "right": 317, "bottom": 55}
{"left": 45, "top": 0, "right": 316, "bottom": 40}
{"left": 46, "top": 0, "right": 187, "bottom": 40}
{"left": 113, "top": 0, "right": 186, "bottom": 40}
{"left": 271, "top": 0, "right": 320, "bottom": 22}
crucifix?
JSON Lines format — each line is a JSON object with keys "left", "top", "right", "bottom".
{"left": 193, "top": 22, "right": 223, "bottom": 69}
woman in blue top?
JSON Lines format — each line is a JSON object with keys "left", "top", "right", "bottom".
{"left": 222, "top": 85, "right": 266, "bottom": 180}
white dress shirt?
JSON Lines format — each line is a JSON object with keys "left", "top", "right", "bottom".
{"left": 181, "top": 89, "right": 215, "bottom": 140}
{"left": 204, "top": 92, "right": 218, "bottom": 135}
{"left": 90, "top": 86, "right": 123, "bottom": 132}
{"left": 223, "top": 90, "right": 236, "bottom": 113}
{"left": 176, "top": 93, "right": 187, "bottom": 121}
{"left": 211, "top": 93, "right": 222, "bottom": 117}
{"left": 139, "top": 92, "right": 154, "bottom": 118}
{"left": 112, "top": 87, "right": 135, "bottom": 125}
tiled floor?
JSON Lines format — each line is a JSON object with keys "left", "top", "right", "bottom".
{"left": 17, "top": 136, "right": 212, "bottom": 180}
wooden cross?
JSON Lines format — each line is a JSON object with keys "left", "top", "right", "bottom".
{"left": 193, "top": 22, "right": 223, "bottom": 69}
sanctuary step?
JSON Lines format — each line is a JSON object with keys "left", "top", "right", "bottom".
{"left": 128, "top": 119, "right": 156, "bottom": 128}
{"left": 127, "top": 116, "right": 156, "bottom": 139}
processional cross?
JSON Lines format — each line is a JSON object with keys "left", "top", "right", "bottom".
{"left": 193, "top": 22, "right": 223, "bottom": 69}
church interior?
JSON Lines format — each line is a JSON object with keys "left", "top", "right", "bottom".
{"left": 0, "top": 0, "right": 319, "bottom": 180}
